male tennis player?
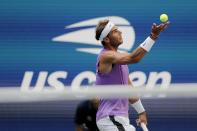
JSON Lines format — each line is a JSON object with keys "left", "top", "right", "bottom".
{"left": 95, "top": 20, "right": 169, "bottom": 131}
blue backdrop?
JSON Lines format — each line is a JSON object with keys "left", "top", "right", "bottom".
{"left": 0, "top": 0, "right": 197, "bottom": 130}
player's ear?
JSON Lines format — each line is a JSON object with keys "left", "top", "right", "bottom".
{"left": 103, "top": 37, "right": 110, "bottom": 44}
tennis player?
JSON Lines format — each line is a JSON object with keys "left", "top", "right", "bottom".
{"left": 95, "top": 19, "right": 169, "bottom": 131}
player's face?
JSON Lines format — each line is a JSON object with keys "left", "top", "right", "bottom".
{"left": 108, "top": 26, "right": 123, "bottom": 47}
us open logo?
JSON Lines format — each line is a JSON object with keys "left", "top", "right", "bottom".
{"left": 52, "top": 16, "right": 135, "bottom": 54}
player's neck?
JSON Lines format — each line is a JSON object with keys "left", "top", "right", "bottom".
{"left": 104, "top": 45, "right": 118, "bottom": 52}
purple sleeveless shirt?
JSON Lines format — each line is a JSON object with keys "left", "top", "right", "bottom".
{"left": 96, "top": 49, "right": 129, "bottom": 121}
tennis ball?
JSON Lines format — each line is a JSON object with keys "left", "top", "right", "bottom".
{"left": 160, "top": 14, "right": 168, "bottom": 22}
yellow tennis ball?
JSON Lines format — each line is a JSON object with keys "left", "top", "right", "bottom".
{"left": 160, "top": 14, "right": 168, "bottom": 22}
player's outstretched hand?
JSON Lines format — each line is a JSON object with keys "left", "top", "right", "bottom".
{"left": 150, "top": 21, "right": 170, "bottom": 40}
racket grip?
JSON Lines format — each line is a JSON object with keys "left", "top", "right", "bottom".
{"left": 141, "top": 122, "right": 148, "bottom": 131}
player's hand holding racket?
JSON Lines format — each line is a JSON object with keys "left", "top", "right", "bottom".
{"left": 136, "top": 112, "right": 148, "bottom": 131}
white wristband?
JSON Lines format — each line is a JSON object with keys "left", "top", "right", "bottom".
{"left": 140, "top": 36, "right": 155, "bottom": 52}
{"left": 131, "top": 99, "right": 145, "bottom": 114}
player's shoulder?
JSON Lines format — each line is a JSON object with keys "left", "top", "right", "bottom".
{"left": 102, "top": 50, "right": 118, "bottom": 59}
{"left": 101, "top": 50, "right": 127, "bottom": 62}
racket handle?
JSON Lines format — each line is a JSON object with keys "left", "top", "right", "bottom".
{"left": 141, "top": 122, "right": 148, "bottom": 131}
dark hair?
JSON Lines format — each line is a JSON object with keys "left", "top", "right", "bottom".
{"left": 95, "top": 20, "right": 109, "bottom": 46}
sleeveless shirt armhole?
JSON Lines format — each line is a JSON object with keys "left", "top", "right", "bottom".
{"left": 97, "top": 63, "right": 114, "bottom": 74}
{"left": 97, "top": 62, "right": 100, "bottom": 73}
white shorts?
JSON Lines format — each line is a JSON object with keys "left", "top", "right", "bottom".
{"left": 96, "top": 116, "right": 136, "bottom": 131}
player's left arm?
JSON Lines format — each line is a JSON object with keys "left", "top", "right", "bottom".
{"left": 128, "top": 78, "right": 148, "bottom": 126}
{"left": 128, "top": 78, "right": 139, "bottom": 103}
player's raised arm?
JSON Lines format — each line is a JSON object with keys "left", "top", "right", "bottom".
{"left": 101, "top": 22, "right": 170, "bottom": 65}
{"left": 101, "top": 47, "right": 147, "bottom": 64}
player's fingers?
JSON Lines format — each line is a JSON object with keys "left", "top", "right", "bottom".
{"left": 140, "top": 119, "right": 147, "bottom": 125}
{"left": 163, "top": 24, "right": 168, "bottom": 30}
{"left": 144, "top": 120, "right": 148, "bottom": 125}
{"left": 156, "top": 24, "right": 162, "bottom": 30}
{"left": 153, "top": 23, "right": 157, "bottom": 29}
{"left": 136, "top": 119, "right": 141, "bottom": 127}
{"left": 159, "top": 24, "right": 164, "bottom": 29}
{"left": 165, "top": 21, "right": 170, "bottom": 25}
{"left": 163, "top": 21, "right": 170, "bottom": 29}
{"left": 163, "top": 21, "right": 170, "bottom": 26}
{"left": 152, "top": 23, "right": 156, "bottom": 31}
{"left": 136, "top": 119, "right": 140, "bottom": 126}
